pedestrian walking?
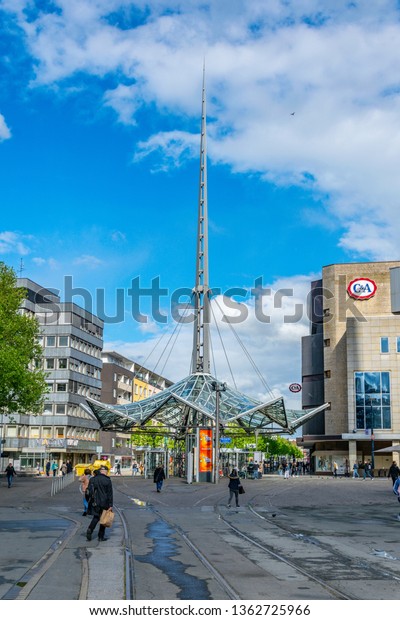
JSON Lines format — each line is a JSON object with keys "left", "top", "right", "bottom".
{"left": 363, "top": 461, "right": 374, "bottom": 480}
{"left": 60, "top": 462, "right": 67, "bottom": 476}
{"left": 253, "top": 462, "right": 259, "bottom": 480}
{"left": 393, "top": 476, "right": 400, "bottom": 520}
{"left": 153, "top": 464, "right": 166, "bottom": 492}
{"left": 79, "top": 468, "right": 92, "bottom": 516}
{"left": 5, "top": 462, "right": 17, "bottom": 488}
{"left": 227, "top": 468, "right": 240, "bottom": 508}
{"left": 115, "top": 462, "right": 121, "bottom": 476}
{"left": 132, "top": 462, "right": 138, "bottom": 476}
{"left": 51, "top": 461, "right": 58, "bottom": 476}
{"left": 388, "top": 461, "right": 400, "bottom": 485}
{"left": 352, "top": 462, "right": 360, "bottom": 478}
{"left": 86, "top": 465, "right": 113, "bottom": 542}
{"left": 333, "top": 461, "right": 338, "bottom": 478}
{"left": 45, "top": 460, "right": 51, "bottom": 477}
{"left": 66, "top": 460, "right": 73, "bottom": 474}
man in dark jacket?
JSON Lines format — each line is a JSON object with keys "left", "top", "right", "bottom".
{"left": 5, "top": 462, "right": 17, "bottom": 488}
{"left": 388, "top": 461, "right": 400, "bottom": 485}
{"left": 86, "top": 465, "right": 113, "bottom": 542}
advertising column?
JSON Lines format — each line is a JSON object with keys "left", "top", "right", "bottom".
{"left": 198, "top": 428, "right": 213, "bottom": 482}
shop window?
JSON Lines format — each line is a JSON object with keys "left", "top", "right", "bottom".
{"left": 354, "top": 371, "right": 391, "bottom": 429}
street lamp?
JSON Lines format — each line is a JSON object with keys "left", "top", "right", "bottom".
{"left": 211, "top": 381, "right": 226, "bottom": 485}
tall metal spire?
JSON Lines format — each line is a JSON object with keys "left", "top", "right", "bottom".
{"left": 191, "top": 65, "right": 211, "bottom": 374}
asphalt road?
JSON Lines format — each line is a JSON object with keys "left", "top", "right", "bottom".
{"left": 0, "top": 472, "right": 399, "bottom": 601}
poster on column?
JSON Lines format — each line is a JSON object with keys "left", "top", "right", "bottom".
{"left": 199, "top": 429, "right": 213, "bottom": 473}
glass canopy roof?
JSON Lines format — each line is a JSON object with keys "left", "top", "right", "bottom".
{"left": 85, "top": 372, "right": 328, "bottom": 436}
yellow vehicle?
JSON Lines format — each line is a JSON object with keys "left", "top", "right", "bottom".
{"left": 74, "top": 460, "right": 112, "bottom": 477}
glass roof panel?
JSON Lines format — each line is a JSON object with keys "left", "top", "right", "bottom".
{"left": 85, "top": 373, "right": 327, "bottom": 435}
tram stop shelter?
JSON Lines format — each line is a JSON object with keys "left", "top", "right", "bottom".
{"left": 85, "top": 372, "right": 328, "bottom": 483}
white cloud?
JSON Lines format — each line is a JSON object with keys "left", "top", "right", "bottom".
{"left": 73, "top": 254, "right": 104, "bottom": 268}
{"left": 104, "top": 84, "right": 141, "bottom": 125}
{"left": 0, "top": 114, "right": 11, "bottom": 141}
{"left": 134, "top": 131, "right": 199, "bottom": 170}
{"left": 105, "top": 272, "right": 314, "bottom": 410}
{"left": 0, "top": 231, "right": 31, "bottom": 255}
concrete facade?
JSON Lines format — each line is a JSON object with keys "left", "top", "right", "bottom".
{"left": 300, "top": 261, "right": 400, "bottom": 475}
{"left": 99, "top": 351, "right": 173, "bottom": 473}
{"left": 0, "top": 278, "right": 103, "bottom": 474}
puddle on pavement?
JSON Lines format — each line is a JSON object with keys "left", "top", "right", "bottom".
{"left": 131, "top": 498, "right": 147, "bottom": 507}
{"left": 135, "top": 519, "right": 211, "bottom": 599}
{"left": 371, "top": 549, "right": 398, "bottom": 560}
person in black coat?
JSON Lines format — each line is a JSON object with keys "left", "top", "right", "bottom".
{"left": 86, "top": 465, "right": 113, "bottom": 542}
{"left": 153, "top": 465, "right": 166, "bottom": 492}
{"left": 5, "top": 462, "right": 17, "bottom": 488}
{"left": 388, "top": 461, "right": 400, "bottom": 485}
{"left": 228, "top": 468, "right": 240, "bottom": 508}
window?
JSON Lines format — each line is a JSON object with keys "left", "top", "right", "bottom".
{"left": 30, "top": 427, "right": 40, "bottom": 438}
{"left": 43, "top": 402, "right": 52, "bottom": 414}
{"left": 56, "top": 383, "right": 67, "bottom": 392}
{"left": 355, "top": 371, "right": 391, "bottom": 430}
{"left": 46, "top": 358, "right": 55, "bottom": 369}
{"left": 323, "top": 339, "right": 331, "bottom": 347}
{"left": 56, "top": 404, "right": 66, "bottom": 415}
{"left": 324, "top": 370, "right": 331, "bottom": 378}
{"left": 6, "top": 426, "right": 17, "bottom": 437}
{"left": 56, "top": 427, "right": 65, "bottom": 438}
{"left": 58, "top": 336, "right": 69, "bottom": 346}
{"left": 43, "top": 427, "right": 52, "bottom": 438}
{"left": 46, "top": 336, "right": 56, "bottom": 347}
{"left": 58, "top": 358, "right": 68, "bottom": 369}
{"left": 397, "top": 337, "right": 400, "bottom": 353}
{"left": 380, "top": 337, "right": 389, "bottom": 353}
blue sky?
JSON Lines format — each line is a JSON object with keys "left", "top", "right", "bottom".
{"left": 1, "top": 1, "right": 400, "bottom": 407}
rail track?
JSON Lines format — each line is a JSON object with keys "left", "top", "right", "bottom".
{"left": 114, "top": 481, "right": 362, "bottom": 600}
{"left": 3, "top": 476, "right": 399, "bottom": 600}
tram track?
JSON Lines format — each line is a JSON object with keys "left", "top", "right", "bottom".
{"left": 114, "top": 482, "right": 357, "bottom": 600}
{"left": 2, "top": 477, "right": 399, "bottom": 600}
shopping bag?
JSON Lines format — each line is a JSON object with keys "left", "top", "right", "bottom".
{"left": 238, "top": 485, "right": 245, "bottom": 494}
{"left": 99, "top": 508, "right": 115, "bottom": 527}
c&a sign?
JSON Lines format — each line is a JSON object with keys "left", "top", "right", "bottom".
{"left": 347, "top": 277, "right": 377, "bottom": 300}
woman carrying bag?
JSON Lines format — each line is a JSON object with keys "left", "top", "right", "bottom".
{"left": 227, "top": 468, "right": 242, "bottom": 508}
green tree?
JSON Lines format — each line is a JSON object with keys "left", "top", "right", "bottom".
{"left": 130, "top": 421, "right": 167, "bottom": 449}
{"left": 0, "top": 262, "right": 48, "bottom": 415}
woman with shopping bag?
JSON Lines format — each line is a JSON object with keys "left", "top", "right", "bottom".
{"left": 86, "top": 465, "right": 113, "bottom": 542}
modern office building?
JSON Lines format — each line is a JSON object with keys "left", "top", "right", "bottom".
{"left": 0, "top": 278, "right": 103, "bottom": 473}
{"left": 300, "top": 261, "right": 400, "bottom": 474}
{"left": 99, "top": 351, "right": 173, "bottom": 472}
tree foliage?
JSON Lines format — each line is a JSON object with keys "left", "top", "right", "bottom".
{"left": 130, "top": 421, "right": 169, "bottom": 449}
{"left": 0, "top": 262, "right": 48, "bottom": 415}
{"left": 221, "top": 423, "right": 303, "bottom": 458}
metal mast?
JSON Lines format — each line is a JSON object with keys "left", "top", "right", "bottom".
{"left": 191, "top": 66, "right": 211, "bottom": 374}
